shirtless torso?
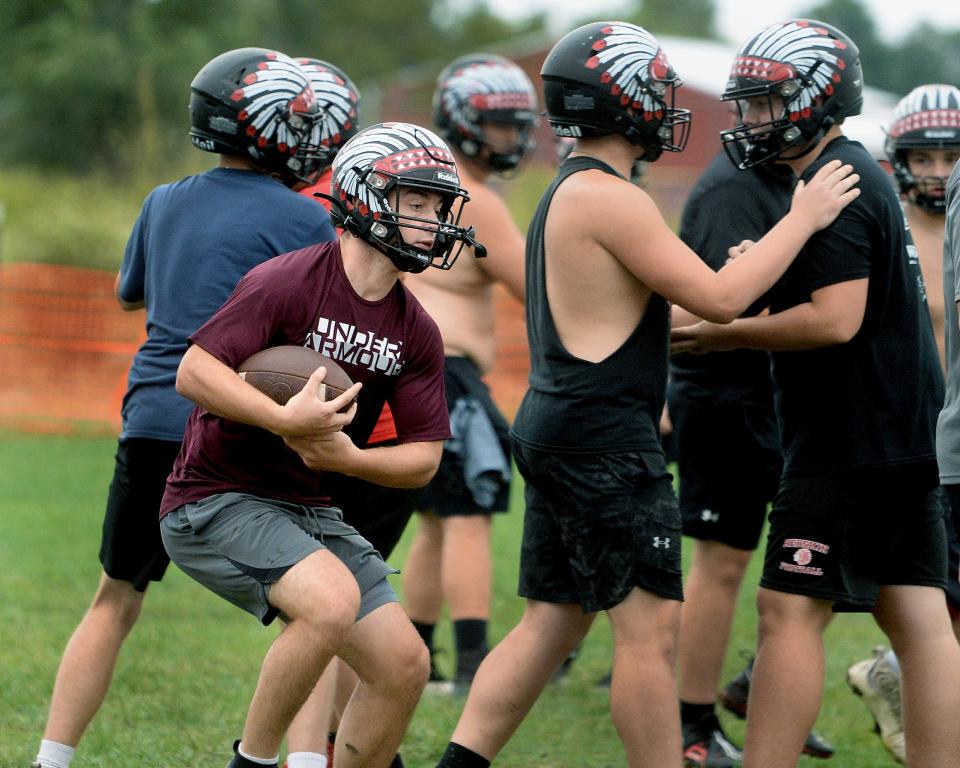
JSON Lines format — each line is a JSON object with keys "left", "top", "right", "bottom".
{"left": 405, "top": 159, "right": 525, "bottom": 372}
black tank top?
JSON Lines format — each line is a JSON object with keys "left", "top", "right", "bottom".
{"left": 511, "top": 156, "right": 669, "bottom": 454}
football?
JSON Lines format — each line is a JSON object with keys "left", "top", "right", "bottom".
{"left": 238, "top": 346, "right": 355, "bottom": 409}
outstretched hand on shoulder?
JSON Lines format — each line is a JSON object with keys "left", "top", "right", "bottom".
{"left": 790, "top": 159, "right": 861, "bottom": 232}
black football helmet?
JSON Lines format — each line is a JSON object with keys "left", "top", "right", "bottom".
{"left": 325, "top": 122, "right": 484, "bottom": 273}
{"left": 540, "top": 21, "right": 690, "bottom": 162}
{"left": 433, "top": 53, "right": 538, "bottom": 173}
{"left": 885, "top": 84, "right": 960, "bottom": 212}
{"left": 189, "top": 48, "right": 319, "bottom": 185}
{"left": 721, "top": 20, "right": 863, "bottom": 169}
{"left": 295, "top": 58, "right": 362, "bottom": 183}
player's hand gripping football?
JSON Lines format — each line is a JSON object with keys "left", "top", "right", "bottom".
{"left": 283, "top": 429, "right": 359, "bottom": 473}
{"left": 278, "top": 365, "right": 361, "bottom": 439}
{"left": 789, "top": 159, "right": 860, "bottom": 232}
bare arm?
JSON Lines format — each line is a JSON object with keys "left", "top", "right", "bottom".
{"left": 471, "top": 187, "right": 526, "bottom": 302}
{"left": 282, "top": 435, "right": 443, "bottom": 488}
{"left": 670, "top": 279, "right": 868, "bottom": 354}
{"left": 114, "top": 271, "right": 144, "bottom": 311}
{"left": 176, "top": 344, "right": 360, "bottom": 438}
{"left": 588, "top": 160, "right": 859, "bottom": 323}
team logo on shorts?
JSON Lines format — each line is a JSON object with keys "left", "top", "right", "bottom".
{"left": 779, "top": 537, "right": 829, "bottom": 576}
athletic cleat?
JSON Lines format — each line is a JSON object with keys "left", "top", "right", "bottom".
{"left": 682, "top": 714, "right": 742, "bottom": 768}
{"left": 718, "top": 661, "right": 751, "bottom": 718}
{"left": 847, "top": 648, "right": 905, "bottom": 764}
{"left": 550, "top": 645, "right": 581, "bottom": 685}
{"left": 424, "top": 650, "right": 454, "bottom": 694}
{"left": 720, "top": 654, "right": 835, "bottom": 759}
{"left": 801, "top": 730, "right": 836, "bottom": 759}
{"left": 452, "top": 646, "right": 487, "bottom": 696}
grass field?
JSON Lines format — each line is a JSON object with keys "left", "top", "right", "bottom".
{"left": 0, "top": 431, "right": 901, "bottom": 767}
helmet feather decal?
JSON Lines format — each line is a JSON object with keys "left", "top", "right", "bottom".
{"left": 298, "top": 59, "right": 360, "bottom": 153}
{"left": 734, "top": 22, "right": 846, "bottom": 115}
{"left": 587, "top": 24, "right": 670, "bottom": 114}
{"left": 229, "top": 54, "right": 314, "bottom": 154}
{"left": 334, "top": 124, "right": 454, "bottom": 216}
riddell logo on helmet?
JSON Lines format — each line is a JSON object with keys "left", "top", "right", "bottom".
{"left": 436, "top": 171, "right": 459, "bottom": 183}
{"left": 553, "top": 125, "right": 582, "bottom": 137}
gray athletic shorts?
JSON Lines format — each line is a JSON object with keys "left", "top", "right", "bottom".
{"left": 160, "top": 492, "right": 398, "bottom": 625}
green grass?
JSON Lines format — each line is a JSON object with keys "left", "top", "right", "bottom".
{"left": 0, "top": 431, "right": 898, "bottom": 767}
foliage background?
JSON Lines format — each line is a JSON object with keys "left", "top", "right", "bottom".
{"left": 2, "top": 0, "right": 959, "bottom": 268}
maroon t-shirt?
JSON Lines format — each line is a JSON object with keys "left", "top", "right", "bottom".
{"left": 160, "top": 241, "right": 450, "bottom": 518}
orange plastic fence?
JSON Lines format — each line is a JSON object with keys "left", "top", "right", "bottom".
{"left": 0, "top": 264, "right": 529, "bottom": 435}
{"left": 0, "top": 263, "right": 142, "bottom": 434}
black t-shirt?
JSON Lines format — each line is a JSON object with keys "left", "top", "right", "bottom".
{"left": 768, "top": 136, "right": 943, "bottom": 475}
{"left": 669, "top": 152, "right": 794, "bottom": 405}
{"left": 512, "top": 156, "right": 668, "bottom": 454}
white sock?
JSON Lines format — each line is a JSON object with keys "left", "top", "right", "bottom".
{"left": 36, "top": 740, "right": 75, "bottom": 768}
{"left": 285, "top": 751, "right": 328, "bottom": 768}
{"left": 237, "top": 743, "right": 280, "bottom": 766}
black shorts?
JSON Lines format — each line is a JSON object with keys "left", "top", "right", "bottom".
{"left": 513, "top": 442, "right": 683, "bottom": 613}
{"left": 761, "top": 463, "right": 948, "bottom": 609}
{"left": 671, "top": 398, "right": 782, "bottom": 550}
{"left": 324, "top": 472, "right": 422, "bottom": 558}
{"left": 100, "top": 437, "right": 182, "bottom": 591}
{"left": 941, "top": 484, "right": 960, "bottom": 610}
{"left": 419, "top": 357, "right": 512, "bottom": 517}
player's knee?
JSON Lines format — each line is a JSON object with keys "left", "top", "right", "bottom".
{"left": 301, "top": 593, "right": 360, "bottom": 646}
{"left": 711, "top": 553, "right": 751, "bottom": 590}
{"left": 384, "top": 634, "right": 431, "bottom": 695}
{"left": 90, "top": 580, "right": 145, "bottom": 629}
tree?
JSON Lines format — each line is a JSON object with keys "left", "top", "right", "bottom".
{"left": 0, "top": 0, "right": 544, "bottom": 174}
{"left": 627, "top": 0, "right": 717, "bottom": 39}
{"left": 799, "top": 0, "right": 960, "bottom": 96}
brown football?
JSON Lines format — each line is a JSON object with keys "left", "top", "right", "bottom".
{"left": 238, "top": 346, "right": 355, "bottom": 409}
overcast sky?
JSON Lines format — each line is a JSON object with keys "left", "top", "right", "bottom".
{"left": 485, "top": 0, "right": 960, "bottom": 45}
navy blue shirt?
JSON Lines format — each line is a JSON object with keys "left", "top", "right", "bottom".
{"left": 117, "top": 167, "right": 334, "bottom": 440}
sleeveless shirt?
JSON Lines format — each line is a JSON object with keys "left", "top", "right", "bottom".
{"left": 511, "top": 156, "right": 669, "bottom": 454}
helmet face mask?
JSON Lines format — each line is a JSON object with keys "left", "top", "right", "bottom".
{"left": 720, "top": 20, "right": 863, "bottom": 170}
{"left": 540, "top": 22, "right": 691, "bottom": 162}
{"left": 433, "top": 54, "right": 539, "bottom": 174}
{"left": 328, "top": 123, "right": 481, "bottom": 273}
{"left": 189, "top": 48, "right": 321, "bottom": 186}
{"left": 885, "top": 84, "right": 960, "bottom": 213}
{"left": 722, "top": 84, "right": 807, "bottom": 169}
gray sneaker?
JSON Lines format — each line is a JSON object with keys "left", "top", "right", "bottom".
{"left": 847, "top": 647, "right": 905, "bottom": 763}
